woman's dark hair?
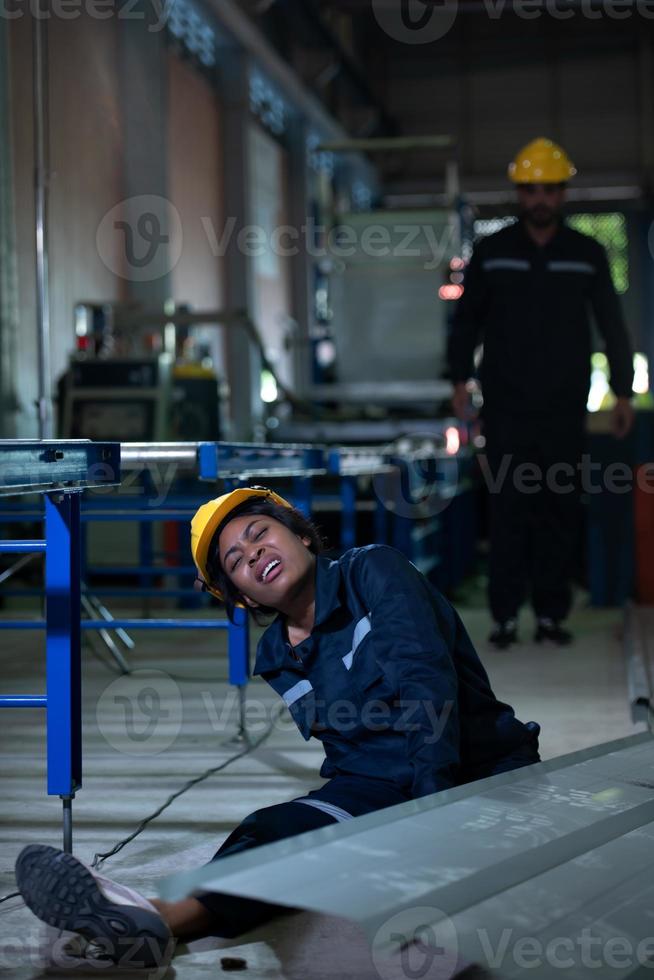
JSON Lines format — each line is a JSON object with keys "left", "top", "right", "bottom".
{"left": 205, "top": 497, "right": 324, "bottom": 624}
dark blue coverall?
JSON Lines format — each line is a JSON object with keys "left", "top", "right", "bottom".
{"left": 448, "top": 219, "right": 634, "bottom": 623}
{"left": 195, "top": 545, "right": 540, "bottom": 935}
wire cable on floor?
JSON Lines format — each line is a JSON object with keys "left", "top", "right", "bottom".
{"left": 1, "top": 701, "right": 285, "bottom": 907}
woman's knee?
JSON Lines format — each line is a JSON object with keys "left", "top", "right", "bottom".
{"left": 246, "top": 801, "right": 332, "bottom": 842}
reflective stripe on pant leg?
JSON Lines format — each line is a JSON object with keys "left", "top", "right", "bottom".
{"left": 291, "top": 797, "right": 353, "bottom": 822}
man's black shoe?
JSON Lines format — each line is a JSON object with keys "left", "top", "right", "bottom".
{"left": 534, "top": 618, "right": 573, "bottom": 645}
{"left": 488, "top": 620, "right": 518, "bottom": 649}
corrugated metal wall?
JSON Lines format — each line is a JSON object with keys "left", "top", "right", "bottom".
{"left": 168, "top": 51, "right": 226, "bottom": 375}
{"left": 0, "top": 19, "right": 19, "bottom": 438}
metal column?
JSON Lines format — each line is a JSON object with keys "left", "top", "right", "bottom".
{"left": 45, "top": 493, "right": 82, "bottom": 853}
{"left": 32, "top": 6, "right": 53, "bottom": 438}
{"left": 218, "top": 47, "right": 261, "bottom": 441}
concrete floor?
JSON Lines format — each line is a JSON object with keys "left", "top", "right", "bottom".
{"left": 0, "top": 589, "right": 645, "bottom": 978}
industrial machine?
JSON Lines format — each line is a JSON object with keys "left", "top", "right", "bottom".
{"left": 57, "top": 303, "right": 222, "bottom": 442}
{"left": 318, "top": 208, "right": 457, "bottom": 399}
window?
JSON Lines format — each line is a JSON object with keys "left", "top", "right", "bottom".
{"left": 567, "top": 212, "right": 629, "bottom": 294}
{"left": 473, "top": 211, "right": 629, "bottom": 294}
{"left": 587, "top": 352, "right": 649, "bottom": 411}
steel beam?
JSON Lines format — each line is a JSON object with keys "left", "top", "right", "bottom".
{"left": 0, "top": 440, "right": 120, "bottom": 495}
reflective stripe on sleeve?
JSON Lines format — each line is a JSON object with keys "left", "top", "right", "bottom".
{"left": 482, "top": 258, "right": 530, "bottom": 272}
{"left": 547, "top": 260, "right": 595, "bottom": 274}
{"left": 282, "top": 679, "right": 313, "bottom": 706}
{"left": 342, "top": 614, "right": 372, "bottom": 670}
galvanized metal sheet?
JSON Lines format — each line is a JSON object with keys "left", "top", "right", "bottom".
{"left": 160, "top": 734, "right": 654, "bottom": 977}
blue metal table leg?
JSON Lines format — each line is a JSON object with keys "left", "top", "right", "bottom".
{"left": 80, "top": 517, "right": 88, "bottom": 588}
{"left": 45, "top": 492, "right": 82, "bottom": 853}
{"left": 340, "top": 476, "right": 357, "bottom": 551}
{"left": 227, "top": 606, "right": 249, "bottom": 738}
{"left": 292, "top": 476, "right": 313, "bottom": 518}
{"left": 139, "top": 518, "right": 153, "bottom": 617}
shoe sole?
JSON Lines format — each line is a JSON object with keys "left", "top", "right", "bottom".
{"left": 15, "top": 844, "right": 173, "bottom": 968}
{"left": 489, "top": 635, "right": 518, "bottom": 649}
{"left": 534, "top": 634, "right": 572, "bottom": 646}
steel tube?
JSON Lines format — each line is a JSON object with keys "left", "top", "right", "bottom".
{"left": 120, "top": 443, "right": 199, "bottom": 470}
{"left": 33, "top": 8, "right": 53, "bottom": 438}
{"left": 0, "top": 619, "right": 229, "bottom": 630}
{"left": 0, "top": 695, "right": 47, "bottom": 707}
{"left": 0, "top": 540, "right": 46, "bottom": 553}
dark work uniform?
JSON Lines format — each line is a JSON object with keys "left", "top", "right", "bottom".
{"left": 448, "top": 219, "right": 633, "bottom": 623}
{"left": 195, "top": 546, "right": 540, "bottom": 936}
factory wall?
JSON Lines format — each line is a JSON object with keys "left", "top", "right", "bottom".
{"left": 0, "top": 19, "right": 19, "bottom": 439}
{"left": 167, "top": 51, "right": 226, "bottom": 376}
{"left": 1, "top": 17, "right": 308, "bottom": 437}
{"left": 8, "top": 15, "right": 126, "bottom": 438}
{"left": 248, "top": 121, "right": 294, "bottom": 391}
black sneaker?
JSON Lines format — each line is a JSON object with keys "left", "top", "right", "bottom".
{"left": 488, "top": 619, "right": 518, "bottom": 649}
{"left": 15, "top": 844, "right": 174, "bottom": 969}
{"left": 534, "top": 618, "right": 573, "bottom": 645}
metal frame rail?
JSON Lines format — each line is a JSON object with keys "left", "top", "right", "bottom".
{"left": 0, "top": 437, "right": 476, "bottom": 853}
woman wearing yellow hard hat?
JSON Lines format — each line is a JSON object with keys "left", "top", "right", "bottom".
{"left": 16, "top": 485, "right": 541, "bottom": 957}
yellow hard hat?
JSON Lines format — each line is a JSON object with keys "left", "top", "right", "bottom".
{"left": 191, "top": 486, "right": 292, "bottom": 599}
{"left": 508, "top": 138, "right": 576, "bottom": 184}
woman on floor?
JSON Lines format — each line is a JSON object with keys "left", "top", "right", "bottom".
{"left": 15, "top": 486, "right": 541, "bottom": 968}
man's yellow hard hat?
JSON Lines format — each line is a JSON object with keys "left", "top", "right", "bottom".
{"left": 508, "top": 138, "right": 576, "bottom": 184}
{"left": 191, "top": 486, "right": 292, "bottom": 599}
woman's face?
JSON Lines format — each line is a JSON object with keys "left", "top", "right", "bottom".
{"left": 218, "top": 513, "right": 314, "bottom": 607}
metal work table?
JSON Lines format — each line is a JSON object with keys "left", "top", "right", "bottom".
{"left": 0, "top": 436, "right": 475, "bottom": 854}
{"left": 0, "top": 440, "right": 120, "bottom": 852}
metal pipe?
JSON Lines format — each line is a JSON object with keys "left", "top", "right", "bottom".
{"left": 0, "top": 695, "right": 47, "bottom": 707}
{"left": 33, "top": 7, "right": 53, "bottom": 438}
{"left": 111, "top": 309, "right": 247, "bottom": 329}
{"left": 319, "top": 135, "right": 455, "bottom": 153}
{"left": 0, "top": 619, "right": 230, "bottom": 630}
{"left": 0, "top": 554, "right": 35, "bottom": 585}
{"left": 62, "top": 796, "right": 73, "bottom": 853}
{"left": 84, "top": 591, "right": 135, "bottom": 650}
{"left": 120, "top": 443, "right": 199, "bottom": 470}
{"left": 0, "top": 540, "right": 46, "bottom": 553}
{"left": 81, "top": 594, "right": 131, "bottom": 674}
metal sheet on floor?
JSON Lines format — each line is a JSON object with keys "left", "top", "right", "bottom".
{"left": 159, "top": 733, "right": 654, "bottom": 976}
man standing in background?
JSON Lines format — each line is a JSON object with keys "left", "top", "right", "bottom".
{"left": 448, "top": 138, "right": 634, "bottom": 649}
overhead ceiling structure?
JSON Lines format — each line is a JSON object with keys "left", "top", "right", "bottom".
{"left": 238, "top": 0, "right": 654, "bottom": 204}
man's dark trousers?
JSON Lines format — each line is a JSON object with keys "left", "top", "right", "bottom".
{"left": 483, "top": 412, "right": 586, "bottom": 624}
